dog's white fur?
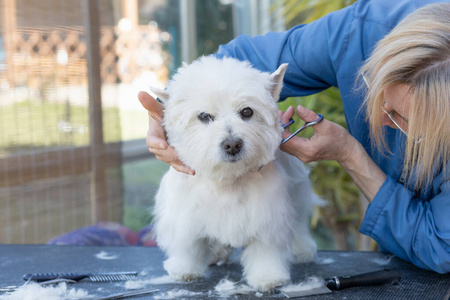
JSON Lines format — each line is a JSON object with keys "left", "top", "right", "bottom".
{"left": 150, "top": 56, "right": 320, "bottom": 292}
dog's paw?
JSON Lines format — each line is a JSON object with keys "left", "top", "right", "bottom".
{"left": 242, "top": 242, "right": 291, "bottom": 292}
{"left": 163, "top": 257, "right": 206, "bottom": 282}
{"left": 244, "top": 261, "right": 290, "bottom": 292}
{"left": 180, "top": 273, "right": 201, "bottom": 282}
{"left": 166, "top": 269, "right": 203, "bottom": 282}
{"left": 166, "top": 271, "right": 201, "bottom": 282}
{"left": 247, "top": 274, "right": 290, "bottom": 292}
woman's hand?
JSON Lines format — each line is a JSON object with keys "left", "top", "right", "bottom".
{"left": 279, "top": 105, "right": 386, "bottom": 201}
{"left": 279, "top": 105, "right": 358, "bottom": 164}
{"left": 138, "top": 91, "right": 195, "bottom": 175}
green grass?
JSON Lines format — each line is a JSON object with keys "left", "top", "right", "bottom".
{"left": 121, "top": 159, "right": 169, "bottom": 231}
{"left": 0, "top": 100, "right": 147, "bottom": 156}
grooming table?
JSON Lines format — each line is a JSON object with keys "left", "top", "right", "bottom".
{"left": 0, "top": 245, "right": 448, "bottom": 299}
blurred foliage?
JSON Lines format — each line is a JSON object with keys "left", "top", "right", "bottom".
{"left": 275, "top": 0, "right": 369, "bottom": 250}
{"left": 195, "top": 0, "right": 234, "bottom": 56}
{"left": 273, "top": 0, "right": 356, "bottom": 26}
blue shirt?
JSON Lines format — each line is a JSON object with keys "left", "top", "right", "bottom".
{"left": 215, "top": 0, "right": 450, "bottom": 273}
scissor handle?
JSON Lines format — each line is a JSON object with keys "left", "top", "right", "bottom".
{"left": 280, "top": 114, "right": 323, "bottom": 145}
{"left": 303, "top": 114, "right": 323, "bottom": 127}
{"left": 281, "top": 118, "right": 295, "bottom": 129}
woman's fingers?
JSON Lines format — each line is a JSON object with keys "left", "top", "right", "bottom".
{"left": 138, "top": 91, "right": 195, "bottom": 175}
{"left": 296, "top": 105, "right": 322, "bottom": 126}
{"left": 279, "top": 106, "right": 295, "bottom": 125}
{"left": 138, "top": 91, "right": 163, "bottom": 122}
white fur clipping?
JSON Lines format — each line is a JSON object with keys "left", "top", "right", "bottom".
{"left": 316, "top": 257, "right": 336, "bottom": 264}
{"left": 153, "top": 289, "right": 203, "bottom": 299}
{"left": 372, "top": 255, "right": 395, "bottom": 266}
{"left": 0, "top": 282, "right": 89, "bottom": 300}
{"left": 214, "top": 277, "right": 254, "bottom": 296}
{"left": 95, "top": 251, "right": 119, "bottom": 260}
{"left": 125, "top": 275, "right": 176, "bottom": 290}
{"left": 278, "top": 276, "right": 325, "bottom": 294}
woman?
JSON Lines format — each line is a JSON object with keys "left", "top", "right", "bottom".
{"left": 138, "top": 0, "right": 450, "bottom": 273}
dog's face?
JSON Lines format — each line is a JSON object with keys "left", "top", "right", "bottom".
{"left": 152, "top": 57, "right": 287, "bottom": 178}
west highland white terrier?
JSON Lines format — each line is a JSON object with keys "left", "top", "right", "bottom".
{"left": 150, "top": 56, "right": 321, "bottom": 292}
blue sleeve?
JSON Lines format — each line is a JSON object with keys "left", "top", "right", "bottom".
{"left": 216, "top": 2, "right": 355, "bottom": 99}
{"left": 360, "top": 175, "right": 450, "bottom": 274}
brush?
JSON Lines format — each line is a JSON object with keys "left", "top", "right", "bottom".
{"left": 23, "top": 271, "right": 138, "bottom": 282}
{"left": 279, "top": 269, "right": 401, "bottom": 298}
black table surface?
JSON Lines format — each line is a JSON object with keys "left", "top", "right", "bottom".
{"left": 0, "top": 245, "right": 448, "bottom": 299}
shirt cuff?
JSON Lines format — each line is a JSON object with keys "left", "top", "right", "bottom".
{"left": 359, "top": 176, "right": 396, "bottom": 236}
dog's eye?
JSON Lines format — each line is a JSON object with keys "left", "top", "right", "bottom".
{"left": 240, "top": 107, "right": 253, "bottom": 119}
{"left": 198, "top": 112, "right": 214, "bottom": 123}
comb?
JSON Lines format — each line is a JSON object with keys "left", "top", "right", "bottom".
{"left": 23, "top": 271, "right": 138, "bottom": 282}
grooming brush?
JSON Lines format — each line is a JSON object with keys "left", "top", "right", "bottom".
{"left": 23, "top": 271, "right": 138, "bottom": 282}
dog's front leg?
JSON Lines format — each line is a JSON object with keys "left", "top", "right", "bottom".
{"left": 163, "top": 237, "right": 212, "bottom": 282}
{"left": 241, "top": 239, "right": 290, "bottom": 292}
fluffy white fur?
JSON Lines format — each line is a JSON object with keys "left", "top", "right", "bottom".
{"left": 151, "top": 56, "right": 320, "bottom": 292}
{"left": 1, "top": 282, "right": 89, "bottom": 300}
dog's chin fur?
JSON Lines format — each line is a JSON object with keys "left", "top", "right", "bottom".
{"left": 151, "top": 56, "right": 321, "bottom": 292}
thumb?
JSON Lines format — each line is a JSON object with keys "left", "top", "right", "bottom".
{"left": 138, "top": 91, "right": 164, "bottom": 121}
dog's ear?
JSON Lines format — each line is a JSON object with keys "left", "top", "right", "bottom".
{"left": 149, "top": 86, "right": 169, "bottom": 104}
{"left": 269, "top": 63, "right": 288, "bottom": 102}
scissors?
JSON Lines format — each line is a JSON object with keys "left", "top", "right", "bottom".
{"left": 280, "top": 114, "right": 324, "bottom": 145}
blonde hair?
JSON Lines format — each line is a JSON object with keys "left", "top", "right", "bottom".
{"left": 359, "top": 3, "right": 450, "bottom": 190}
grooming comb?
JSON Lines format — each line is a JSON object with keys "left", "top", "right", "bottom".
{"left": 23, "top": 271, "right": 138, "bottom": 282}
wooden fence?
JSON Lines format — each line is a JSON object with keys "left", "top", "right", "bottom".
{"left": 0, "top": 1, "right": 168, "bottom": 243}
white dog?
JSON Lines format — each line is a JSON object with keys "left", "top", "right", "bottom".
{"left": 150, "top": 56, "right": 320, "bottom": 292}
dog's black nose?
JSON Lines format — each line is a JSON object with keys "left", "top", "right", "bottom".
{"left": 221, "top": 138, "right": 243, "bottom": 156}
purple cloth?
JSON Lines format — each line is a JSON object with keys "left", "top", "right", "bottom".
{"left": 137, "top": 225, "right": 158, "bottom": 247}
{"left": 47, "top": 222, "right": 155, "bottom": 246}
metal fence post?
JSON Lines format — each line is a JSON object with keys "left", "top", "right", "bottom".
{"left": 180, "top": 0, "right": 197, "bottom": 64}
